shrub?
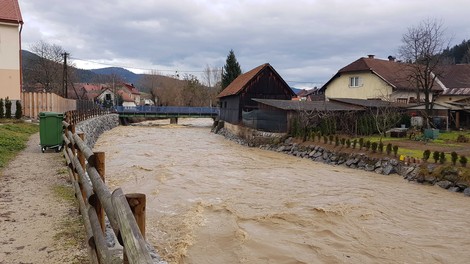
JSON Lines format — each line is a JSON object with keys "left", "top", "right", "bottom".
{"left": 359, "top": 138, "right": 364, "bottom": 150}
{"left": 439, "top": 152, "right": 446, "bottom": 164}
{"left": 392, "top": 145, "right": 398, "bottom": 156}
{"left": 5, "top": 97, "right": 11, "bottom": 119}
{"left": 451, "top": 151, "right": 458, "bottom": 166}
{"left": 423, "top": 150, "right": 431, "bottom": 161}
{"left": 456, "top": 135, "right": 468, "bottom": 143}
{"left": 317, "top": 132, "right": 322, "bottom": 142}
{"left": 15, "top": 100, "right": 22, "bottom": 119}
{"left": 323, "top": 135, "right": 328, "bottom": 144}
{"left": 365, "top": 140, "right": 371, "bottom": 151}
{"left": 378, "top": 141, "right": 384, "bottom": 153}
{"left": 335, "top": 136, "right": 340, "bottom": 146}
{"left": 0, "top": 98, "right": 4, "bottom": 118}
{"left": 340, "top": 138, "right": 346, "bottom": 146}
{"left": 352, "top": 139, "right": 357, "bottom": 149}
{"left": 433, "top": 151, "right": 440, "bottom": 163}
{"left": 460, "top": 155, "right": 468, "bottom": 167}
{"left": 371, "top": 142, "right": 378, "bottom": 153}
{"left": 329, "top": 135, "right": 334, "bottom": 144}
{"left": 346, "top": 139, "right": 351, "bottom": 148}
{"left": 386, "top": 143, "right": 392, "bottom": 155}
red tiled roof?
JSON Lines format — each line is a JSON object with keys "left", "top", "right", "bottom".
{"left": 0, "top": 0, "right": 23, "bottom": 24}
{"left": 440, "top": 64, "right": 470, "bottom": 89}
{"left": 117, "top": 89, "right": 134, "bottom": 102}
{"left": 338, "top": 57, "right": 415, "bottom": 90}
{"left": 325, "top": 57, "right": 442, "bottom": 92}
{"left": 122, "top": 83, "right": 140, "bottom": 95}
{"left": 217, "top": 63, "right": 268, "bottom": 98}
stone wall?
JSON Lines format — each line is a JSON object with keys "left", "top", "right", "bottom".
{"left": 75, "top": 114, "right": 120, "bottom": 149}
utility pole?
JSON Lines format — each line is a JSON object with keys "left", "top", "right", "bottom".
{"left": 62, "top": 52, "right": 69, "bottom": 98}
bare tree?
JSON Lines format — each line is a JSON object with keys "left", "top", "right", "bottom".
{"left": 369, "top": 102, "right": 404, "bottom": 138}
{"left": 399, "top": 18, "right": 449, "bottom": 127}
{"left": 29, "top": 40, "right": 67, "bottom": 94}
{"left": 202, "top": 64, "right": 221, "bottom": 90}
{"left": 295, "top": 102, "right": 333, "bottom": 141}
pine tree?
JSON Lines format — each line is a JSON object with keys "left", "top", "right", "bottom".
{"left": 221, "top": 49, "right": 242, "bottom": 90}
{"left": 15, "top": 100, "right": 22, "bottom": 119}
{"left": 0, "top": 98, "right": 4, "bottom": 119}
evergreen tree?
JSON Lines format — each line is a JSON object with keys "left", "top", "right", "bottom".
{"left": 0, "top": 98, "right": 4, "bottom": 119}
{"left": 5, "top": 97, "right": 12, "bottom": 119}
{"left": 15, "top": 100, "right": 22, "bottom": 119}
{"left": 221, "top": 49, "right": 242, "bottom": 90}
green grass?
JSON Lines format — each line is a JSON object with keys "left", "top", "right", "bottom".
{"left": 0, "top": 121, "right": 39, "bottom": 170}
{"left": 52, "top": 184, "right": 88, "bottom": 264}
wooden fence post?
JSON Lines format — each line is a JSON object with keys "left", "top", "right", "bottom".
{"left": 92, "top": 152, "right": 106, "bottom": 233}
{"left": 125, "top": 194, "right": 146, "bottom": 238}
{"left": 77, "top": 133, "right": 87, "bottom": 203}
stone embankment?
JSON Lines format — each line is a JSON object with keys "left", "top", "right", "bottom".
{"left": 75, "top": 114, "right": 120, "bottom": 148}
{"left": 216, "top": 127, "right": 470, "bottom": 196}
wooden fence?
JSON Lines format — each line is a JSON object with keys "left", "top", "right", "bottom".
{"left": 65, "top": 109, "right": 111, "bottom": 126}
{"left": 22, "top": 92, "right": 76, "bottom": 119}
{"left": 62, "top": 118, "right": 154, "bottom": 264}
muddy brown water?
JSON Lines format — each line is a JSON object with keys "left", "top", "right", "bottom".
{"left": 93, "top": 118, "right": 470, "bottom": 264}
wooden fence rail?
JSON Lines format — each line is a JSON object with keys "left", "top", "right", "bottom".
{"left": 62, "top": 119, "right": 153, "bottom": 264}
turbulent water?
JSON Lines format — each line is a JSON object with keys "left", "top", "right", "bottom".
{"left": 93, "top": 118, "right": 470, "bottom": 264}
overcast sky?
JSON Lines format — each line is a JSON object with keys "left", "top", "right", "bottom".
{"left": 19, "top": 0, "right": 470, "bottom": 88}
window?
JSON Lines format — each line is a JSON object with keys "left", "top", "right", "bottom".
{"left": 349, "top": 76, "right": 361, "bottom": 87}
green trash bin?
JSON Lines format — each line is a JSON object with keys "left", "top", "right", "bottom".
{"left": 39, "top": 112, "right": 64, "bottom": 153}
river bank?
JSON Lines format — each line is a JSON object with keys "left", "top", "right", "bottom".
{"left": 94, "top": 119, "right": 470, "bottom": 264}
{"left": 216, "top": 126, "right": 470, "bottom": 197}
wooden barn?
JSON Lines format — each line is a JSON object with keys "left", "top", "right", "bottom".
{"left": 217, "top": 63, "right": 296, "bottom": 129}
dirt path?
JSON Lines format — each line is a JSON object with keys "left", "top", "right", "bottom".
{"left": 0, "top": 133, "right": 87, "bottom": 264}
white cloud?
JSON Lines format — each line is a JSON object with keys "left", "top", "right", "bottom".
{"left": 19, "top": 0, "right": 470, "bottom": 86}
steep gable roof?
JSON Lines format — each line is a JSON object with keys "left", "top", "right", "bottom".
{"left": 217, "top": 63, "right": 295, "bottom": 98}
{"left": 338, "top": 57, "right": 413, "bottom": 90}
{"left": 122, "top": 83, "right": 140, "bottom": 95}
{"left": 321, "top": 56, "right": 442, "bottom": 92}
{"left": 0, "top": 0, "right": 23, "bottom": 24}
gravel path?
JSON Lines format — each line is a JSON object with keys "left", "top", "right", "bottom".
{"left": 0, "top": 133, "right": 87, "bottom": 264}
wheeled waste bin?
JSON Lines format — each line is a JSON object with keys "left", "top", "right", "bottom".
{"left": 39, "top": 112, "right": 64, "bottom": 153}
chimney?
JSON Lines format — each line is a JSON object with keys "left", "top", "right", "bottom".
{"left": 388, "top": 55, "right": 396, "bottom": 62}
{"left": 367, "top": 54, "right": 375, "bottom": 59}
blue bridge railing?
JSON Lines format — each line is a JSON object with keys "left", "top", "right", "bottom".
{"left": 113, "top": 106, "right": 220, "bottom": 117}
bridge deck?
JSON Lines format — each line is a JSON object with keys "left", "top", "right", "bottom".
{"left": 114, "top": 106, "right": 220, "bottom": 118}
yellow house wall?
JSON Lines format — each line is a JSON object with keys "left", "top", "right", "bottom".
{"left": 325, "top": 72, "right": 433, "bottom": 103}
{"left": 0, "top": 23, "right": 21, "bottom": 100}
{"left": 325, "top": 72, "right": 393, "bottom": 100}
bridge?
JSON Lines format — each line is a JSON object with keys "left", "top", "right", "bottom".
{"left": 114, "top": 106, "right": 220, "bottom": 119}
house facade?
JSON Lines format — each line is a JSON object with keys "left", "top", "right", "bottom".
{"left": 0, "top": 0, "right": 23, "bottom": 101}
{"left": 217, "top": 63, "right": 296, "bottom": 127}
{"left": 320, "top": 55, "right": 442, "bottom": 104}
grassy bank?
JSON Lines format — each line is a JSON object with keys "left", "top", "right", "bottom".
{"left": 0, "top": 120, "right": 39, "bottom": 171}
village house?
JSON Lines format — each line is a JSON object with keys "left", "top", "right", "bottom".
{"left": 0, "top": 0, "right": 23, "bottom": 102}
{"left": 217, "top": 63, "right": 296, "bottom": 131}
{"left": 319, "top": 55, "right": 443, "bottom": 104}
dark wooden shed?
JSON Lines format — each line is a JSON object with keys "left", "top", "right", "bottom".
{"left": 217, "top": 63, "right": 296, "bottom": 125}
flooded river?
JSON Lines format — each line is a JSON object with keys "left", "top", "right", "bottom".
{"left": 93, "top": 118, "right": 470, "bottom": 264}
